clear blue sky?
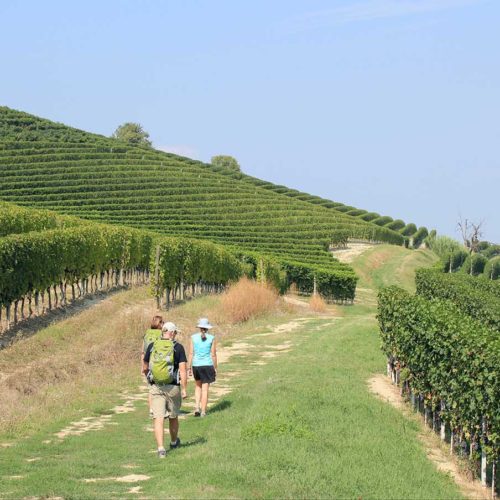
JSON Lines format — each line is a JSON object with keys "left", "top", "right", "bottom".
{"left": 1, "top": 0, "right": 498, "bottom": 242}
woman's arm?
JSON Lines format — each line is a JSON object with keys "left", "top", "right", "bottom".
{"left": 179, "top": 362, "right": 188, "bottom": 398}
{"left": 187, "top": 338, "right": 193, "bottom": 375}
{"left": 211, "top": 338, "right": 218, "bottom": 372}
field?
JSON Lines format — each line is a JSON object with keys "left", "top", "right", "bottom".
{"left": 0, "top": 245, "right": 466, "bottom": 499}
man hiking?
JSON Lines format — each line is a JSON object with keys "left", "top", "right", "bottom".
{"left": 143, "top": 322, "right": 187, "bottom": 458}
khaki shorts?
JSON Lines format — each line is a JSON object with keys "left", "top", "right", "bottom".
{"left": 150, "top": 384, "right": 181, "bottom": 419}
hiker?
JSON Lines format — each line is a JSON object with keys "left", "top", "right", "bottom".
{"left": 142, "top": 315, "right": 164, "bottom": 417}
{"left": 143, "top": 322, "right": 187, "bottom": 458}
{"left": 188, "top": 318, "right": 218, "bottom": 417}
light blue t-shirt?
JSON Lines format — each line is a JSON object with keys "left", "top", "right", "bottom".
{"left": 191, "top": 333, "right": 215, "bottom": 367}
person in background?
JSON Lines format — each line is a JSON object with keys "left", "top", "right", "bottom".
{"left": 188, "top": 318, "right": 217, "bottom": 417}
{"left": 143, "top": 322, "right": 187, "bottom": 458}
{"left": 142, "top": 315, "right": 163, "bottom": 417}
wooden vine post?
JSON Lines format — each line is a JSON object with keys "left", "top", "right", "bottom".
{"left": 481, "top": 417, "right": 487, "bottom": 487}
{"left": 154, "top": 245, "right": 161, "bottom": 310}
{"left": 440, "top": 401, "right": 446, "bottom": 441}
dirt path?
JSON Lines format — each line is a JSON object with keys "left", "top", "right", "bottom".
{"left": 368, "top": 374, "right": 490, "bottom": 500}
{"left": 51, "top": 317, "right": 312, "bottom": 442}
{"left": 331, "top": 242, "right": 375, "bottom": 263}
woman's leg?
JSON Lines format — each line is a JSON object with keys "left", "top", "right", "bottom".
{"left": 201, "top": 383, "right": 210, "bottom": 414}
{"left": 194, "top": 379, "right": 202, "bottom": 412}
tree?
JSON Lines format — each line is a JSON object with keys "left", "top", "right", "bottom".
{"left": 112, "top": 123, "right": 152, "bottom": 147}
{"left": 457, "top": 216, "right": 483, "bottom": 254}
{"left": 211, "top": 155, "right": 240, "bottom": 172}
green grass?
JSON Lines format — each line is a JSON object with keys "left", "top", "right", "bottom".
{"left": 0, "top": 313, "right": 460, "bottom": 499}
{"left": 352, "top": 245, "right": 438, "bottom": 292}
{"left": 0, "top": 245, "right": 461, "bottom": 499}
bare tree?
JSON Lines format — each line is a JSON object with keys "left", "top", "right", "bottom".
{"left": 457, "top": 216, "right": 484, "bottom": 254}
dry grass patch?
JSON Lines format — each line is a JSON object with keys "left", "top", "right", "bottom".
{"left": 219, "top": 278, "right": 283, "bottom": 324}
{"left": 0, "top": 287, "right": 156, "bottom": 434}
{"left": 309, "top": 294, "right": 327, "bottom": 313}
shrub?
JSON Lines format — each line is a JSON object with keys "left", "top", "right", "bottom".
{"left": 400, "top": 223, "right": 417, "bottom": 236}
{"left": 360, "top": 212, "right": 380, "bottom": 222}
{"left": 461, "top": 253, "right": 488, "bottom": 276}
{"left": 411, "top": 227, "right": 428, "bottom": 248}
{"left": 372, "top": 216, "right": 393, "bottom": 227}
{"left": 386, "top": 219, "right": 405, "bottom": 231}
{"left": 309, "top": 294, "right": 327, "bottom": 312}
{"left": 441, "top": 249, "right": 468, "bottom": 272}
{"left": 219, "top": 277, "right": 280, "bottom": 323}
{"left": 483, "top": 256, "right": 500, "bottom": 280}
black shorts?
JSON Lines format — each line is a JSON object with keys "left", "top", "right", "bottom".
{"left": 192, "top": 365, "right": 216, "bottom": 384}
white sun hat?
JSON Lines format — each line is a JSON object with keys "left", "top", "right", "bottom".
{"left": 196, "top": 318, "right": 213, "bottom": 329}
{"left": 162, "top": 321, "right": 178, "bottom": 333}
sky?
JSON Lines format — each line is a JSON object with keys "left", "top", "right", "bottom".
{"left": 1, "top": 0, "right": 498, "bottom": 242}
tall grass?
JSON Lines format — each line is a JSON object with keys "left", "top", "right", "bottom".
{"left": 309, "top": 294, "right": 327, "bottom": 312}
{"left": 220, "top": 277, "right": 281, "bottom": 323}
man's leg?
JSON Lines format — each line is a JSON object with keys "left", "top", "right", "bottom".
{"left": 154, "top": 416, "right": 165, "bottom": 449}
{"left": 201, "top": 383, "right": 209, "bottom": 414}
{"left": 151, "top": 386, "right": 166, "bottom": 453}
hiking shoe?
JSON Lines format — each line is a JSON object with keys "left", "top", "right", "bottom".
{"left": 194, "top": 409, "right": 201, "bottom": 417}
{"left": 200, "top": 412, "right": 206, "bottom": 418}
{"left": 149, "top": 409, "right": 154, "bottom": 418}
{"left": 157, "top": 448, "right": 167, "bottom": 458}
{"left": 170, "top": 438, "right": 181, "bottom": 450}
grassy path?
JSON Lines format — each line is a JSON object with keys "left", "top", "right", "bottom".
{"left": 0, "top": 246, "right": 462, "bottom": 499}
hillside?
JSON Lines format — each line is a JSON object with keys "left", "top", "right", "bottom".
{"left": 0, "top": 107, "right": 408, "bottom": 275}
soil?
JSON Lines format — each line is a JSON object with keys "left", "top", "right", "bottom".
{"left": 331, "top": 242, "right": 375, "bottom": 263}
{"left": 368, "top": 374, "right": 490, "bottom": 500}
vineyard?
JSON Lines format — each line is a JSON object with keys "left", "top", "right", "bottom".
{"left": 0, "top": 202, "right": 360, "bottom": 335}
{"left": 0, "top": 105, "right": 423, "bottom": 322}
{"left": 206, "top": 169, "right": 429, "bottom": 247}
{"left": 0, "top": 107, "right": 408, "bottom": 273}
{"left": 378, "top": 267, "right": 500, "bottom": 493}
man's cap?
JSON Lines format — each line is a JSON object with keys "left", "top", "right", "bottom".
{"left": 162, "top": 321, "right": 177, "bottom": 333}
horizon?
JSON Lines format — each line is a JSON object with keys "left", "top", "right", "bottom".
{"left": 0, "top": 0, "right": 498, "bottom": 242}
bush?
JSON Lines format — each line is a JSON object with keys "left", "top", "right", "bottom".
{"left": 330, "top": 230, "right": 349, "bottom": 248}
{"left": 219, "top": 277, "right": 280, "bottom": 323}
{"left": 483, "top": 256, "right": 500, "bottom": 280}
{"left": 359, "top": 212, "right": 380, "bottom": 222}
{"left": 441, "top": 249, "right": 468, "bottom": 272}
{"left": 386, "top": 219, "right": 405, "bottom": 231}
{"left": 309, "top": 294, "right": 327, "bottom": 312}
{"left": 461, "top": 253, "right": 488, "bottom": 276}
{"left": 372, "top": 216, "right": 393, "bottom": 227}
{"left": 400, "top": 223, "right": 417, "bottom": 236}
{"left": 411, "top": 227, "right": 428, "bottom": 249}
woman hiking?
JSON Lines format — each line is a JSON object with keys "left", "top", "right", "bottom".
{"left": 188, "top": 318, "right": 218, "bottom": 417}
{"left": 142, "top": 315, "right": 164, "bottom": 417}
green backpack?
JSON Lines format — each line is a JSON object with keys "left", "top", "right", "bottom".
{"left": 143, "top": 328, "right": 161, "bottom": 353}
{"left": 149, "top": 338, "right": 176, "bottom": 385}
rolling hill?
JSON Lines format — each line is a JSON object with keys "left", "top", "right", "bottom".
{"left": 0, "top": 106, "right": 416, "bottom": 303}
